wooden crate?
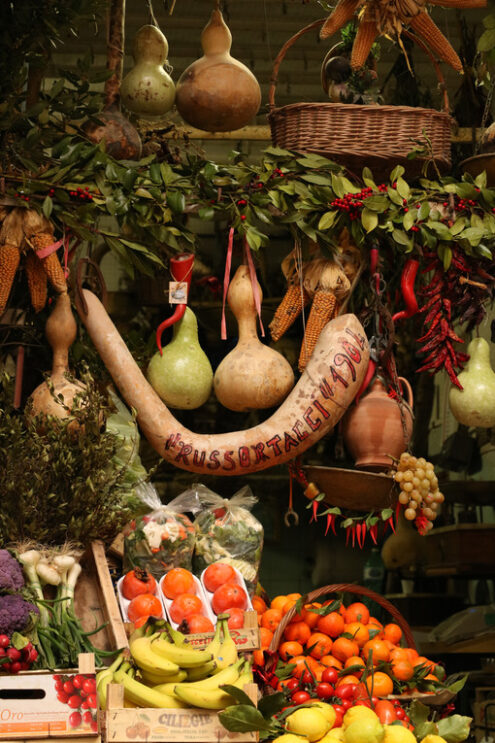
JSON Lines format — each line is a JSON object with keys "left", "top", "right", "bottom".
{"left": 105, "top": 683, "right": 259, "bottom": 743}
{"left": 0, "top": 541, "right": 128, "bottom": 742}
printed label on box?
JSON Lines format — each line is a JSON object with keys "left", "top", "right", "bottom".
{"left": 107, "top": 708, "right": 257, "bottom": 742}
{"left": 0, "top": 671, "right": 98, "bottom": 739}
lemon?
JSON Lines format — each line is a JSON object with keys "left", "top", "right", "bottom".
{"left": 384, "top": 725, "right": 416, "bottom": 743}
{"left": 420, "top": 736, "right": 447, "bottom": 743}
{"left": 286, "top": 708, "right": 332, "bottom": 743}
{"left": 307, "top": 700, "right": 337, "bottom": 727}
{"left": 272, "top": 735, "right": 310, "bottom": 743}
{"left": 343, "top": 706, "right": 379, "bottom": 728}
{"left": 320, "top": 727, "right": 345, "bottom": 742}
{"left": 344, "top": 717, "right": 385, "bottom": 743}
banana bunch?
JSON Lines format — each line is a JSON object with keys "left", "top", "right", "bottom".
{"left": 98, "top": 614, "right": 253, "bottom": 711}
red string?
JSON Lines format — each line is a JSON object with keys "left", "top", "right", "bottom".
{"left": 35, "top": 238, "right": 63, "bottom": 259}
{"left": 221, "top": 227, "right": 235, "bottom": 340}
{"left": 243, "top": 239, "right": 265, "bottom": 337}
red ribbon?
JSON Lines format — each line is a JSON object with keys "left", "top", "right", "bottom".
{"left": 243, "top": 239, "right": 265, "bottom": 337}
{"left": 35, "top": 232, "right": 78, "bottom": 279}
{"left": 221, "top": 227, "right": 235, "bottom": 340}
{"left": 35, "top": 238, "right": 63, "bottom": 259}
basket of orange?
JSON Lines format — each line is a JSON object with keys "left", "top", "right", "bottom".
{"left": 251, "top": 583, "right": 457, "bottom": 710}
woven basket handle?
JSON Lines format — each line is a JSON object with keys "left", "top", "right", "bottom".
{"left": 268, "top": 20, "right": 450, "bottom": 115}
{"left": 269, "top": 583, "right": 416, "bottom": 653}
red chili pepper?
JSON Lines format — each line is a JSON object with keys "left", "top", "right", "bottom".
{"left": 370, "top": 523, "right": 378, "bottom": 544}
{"left": 310, "top": 500, "right": 319, "bottom": 523}
{"left": 355, "top": 358, "right": 377, "bottom": 403}
{"left": 325, "top": 514, "right": 336, "bottom": 537}
{"left": 392, "top": 259, "right": 420, "bottom": 323}
{"left": 345, "top": 526, "right": 351, "bottom": 547}
{"left": 351, "top": 525, "right": 356, "bottom": 548}
{"left": 388, "top": 516, "right": 396, "bottom": 534}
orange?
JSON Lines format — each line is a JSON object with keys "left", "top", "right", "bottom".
{"left": 289, "top": 654, "right": 311, "bottom": 678}
{"left": 162, "top": 568, "right": 196, "bottom": 600}
{"left": 368, "top": 617, "right": 384, "bottom": 635}
{"left": 345, "top": 621, "right": 369, "bottom": 648}
{"left": 301, "top": 603, "right": 322, "bottom": 629}
{"left": 423, "top": 673, "right": 439, "bottom": 682}
{"left": 286, "top": 593, "right": 302, "bottom": 602}
{"left": 391, "top": 658, "right": 414, "bottom": 681}
{"left": 128, "top": 593, "right": 163, "bottom": 623}
{"left": 252, "top": 596, "right": 267, "bottom": 615}
{"left": 362, "top": 638, "right": 390, "bottom": 664}
{"left": 306, "top": 632, "right": 333, "bottom": 659}
{"left": 390, "top": 647, "right": 409, "bottom": 663}
{"left": 320, "top": 654, "right": 343, "bottom": 670}
{"left": 279, "top": 640, "right": 304, "bottom": 660}
{"left": 270, "top": 595, "right": 289, "bottom": 612}
{"left": 332, "top": 636, "right": 360, "bottom": 662}
{"left": 313, "top": 663, "right": 325, "bottom": 682}
{"left": 383, "top": 623, "right": 403, "bottom": 645}
{"left": 185, "top": 614, "right": 215, "bottom": 633}
{"left": 345, "top": 655, "right": 365, "bottom": 677}
{"left": 365, "top": 670, "right": 394, "bottom": 697}
{"left": 259, "top": 627, "right": 274, "bottom": 648}
{"left": 211, "top": 583, "right": 247, "bottom": 614}
{"left": 404, "top": 647, "right": 419, "bottom": 664}
{"left": 344, "top": 602, "right": 370, "bottom": 625}
{"left": 253, "top": 649, "right": 265, "bottom": 666}
{"left": 169, "top": 593, "right": 203, "bottom": 624}
{"left": 336, "top": 674, "right": 361, "bottom": 687}
{"left": 317, "top": 611, "right": 345, "bottom": 638}
{"left": 284, "top": 598, "right": 303, "bottom": 619}
{"left": 413, "top": 656, "right": 435, "bottom": 673}
{"left": 203, "top": 563, "right": 237, "bottom": 593}
{"left": 284, "top": 621, "right": 311, "bottom": 645}
{"left": 384, "top": 640, "right": 397, "bottom": 651}
{"left": 261, "top": 609, "right": 282, "bottom": 632}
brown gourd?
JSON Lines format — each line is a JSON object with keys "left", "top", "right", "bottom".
{"left": 175, "top": 9, "right": 261, "bottom": 132}
{"left": 26, "top": 292, "right": 87, "bottom": 428}
{"left": 121, "top": 25, "right": 175, "bottom": 118}
{"left": 214, "top": 265, "right": 294, "bottom": 412}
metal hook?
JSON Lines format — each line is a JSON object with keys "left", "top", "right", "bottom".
{"left": 284, "top": 507, "right": 299, "bottom": 527}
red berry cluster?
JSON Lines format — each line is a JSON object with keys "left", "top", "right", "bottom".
{"left": 0, "top": 634, "right": 38, "bottom": 673}
{"left": 270, "top": 168, "right": 284, "bottom": 179}
{"left": 330, "top": 186, "right": 374, "bottom": 221}
{"left": 53, "top": 672, "right": 98, "bottom": 733}
{"left": 14, "top": 192, "right": 30, "bottom": 202}
{"left": 69, "top": 186, "right": 93, "bottom": 202}
{"left": 249, "top": 175, "right": 264, "bottom": 190}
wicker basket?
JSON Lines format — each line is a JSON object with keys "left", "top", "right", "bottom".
{"left": 268, "top": 582, "right": 459, "bottom": 705}
{"left": 267, "top": 20, "right": 452, "bottom": 180}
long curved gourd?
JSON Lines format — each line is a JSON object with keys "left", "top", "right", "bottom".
{"left": 77, "top": 289, "right": 369, "bottom": 475}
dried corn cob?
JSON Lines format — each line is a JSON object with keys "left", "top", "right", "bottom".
{"left": 298, "top": 289, "right": 337, "bottom": 372}
{"left": 351, "top": 16, "right": 379, "bottom": 69}
{"left": 0, "top": 244, "right": 21, "bottom": 316}
{"left": 23, "top": 210, "right": 67, "bottom": 294}
{"left": 270, "top": 283, "right": 310, "bottom": 342}
{"left": 320, "top": 0, "right": 361, "bottom": 39}
{"left": 25, "top": 250, "right": 48, "bottom": 312}
{"left": 408, "top": 12, "right": 463, "bottom": 71}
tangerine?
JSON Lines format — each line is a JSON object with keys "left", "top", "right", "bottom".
{"left": 169, "top": 593, "right": 203, "bottom": 624}
{"left": 345, "top": 621, "right": 369, "bottom": 647}
{"left": 391, "top": 659, "right": 414, "bottom": 681}
{"left": 344, "top": 655, "right": 365, "bottom": 676}
{"left": 317, "top": 612, "right": 345, "bottom": 638}
{"left": 332, "top": 637, "right": 360, "bottom": 662}
{"left": 259, "top": 627, "right": 274, "bottom": 648}
{"left": 261, "top": 608, "right": 282, "bottom": 632}
{"left": 253, "top": 649, "right": 265, "bottom": 666}
{"left": 365, "top": 670, "right": 394, "bottom": 697}
{"left": 279, "top": 640, "right": 304, "bottom": 660}
{"left": 211, "top": 582, "right": 247, "bottom": 614}
{"left": 128, "top": 593, "right": 163, "bottom": 623}
{"left": 271, "top": 595, "right": 289, "bottom": 612}
{"left": 203, "top": 562, "right": 237, "bottom": 592}
{"left": 362, "top": 638, "right": 391, "bottom": 664}
{"left": 336, "top": 674, "right": 361, "bottom": 687}
{"left": 252, "top": 596, "right": 267, "bottom": 615}
{"left": 162, "top": 568, "right": 196, "bottom": 600}
{"left": 383, "top": 623, "right": 403, "bottom": 645}
{"left": 404, "top": 647, "right": 419, "bottom": 664}
{"left": 306, "top": 632, "right": 333, "bottom": 659}
{"left": 344, "top": 602, "right": 370, "bottom": 625}
{"left": 284, "top": 621, "right": 312, "bottom": 645}
{"left": 301, "top": 603, "right": 323, "bottom": 629}
{"left": 320, "top": 655, "right": 343, "bottom": 670}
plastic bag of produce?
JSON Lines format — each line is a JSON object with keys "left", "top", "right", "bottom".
{"left": 124, "top": 483, "right": 196, "bottom": 578}
{"left": 192, "top": 485, "right": 263, "bottom": 596}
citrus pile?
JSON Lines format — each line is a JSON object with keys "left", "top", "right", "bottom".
{"left": 251, "top": 595, "right": 443, "bottom": 700}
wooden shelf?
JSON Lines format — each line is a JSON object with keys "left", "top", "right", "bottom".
{"left": 421, "top": 631, "right": 495, "bottom": 655}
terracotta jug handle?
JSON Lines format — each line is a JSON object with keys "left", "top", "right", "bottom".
{"left": 398, "top": 376, "right": 413, "bottom": 409}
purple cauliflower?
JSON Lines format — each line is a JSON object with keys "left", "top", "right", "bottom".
{"left": 0, "top": 594, "right": 38, "bottom": 637}
{"left": 0, "top": 550, "right": 24, "bottom": 592}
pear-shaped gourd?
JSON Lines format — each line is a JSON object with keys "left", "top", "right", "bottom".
{"left": 147, "top": 307, "right": 213, "bottom": 410}
{"left": 214, "top": 265, "right": 294, "bottom": 411}
{"left": 175, "top": 9, "right": 261, "bottom": 132}
{"left": 449, "top": 337, "right": 495, "bottom": 427}
{"left": 121, "top": 25, "right": 175, "bottom": 117}
{"left": 381, "top": 510, "right": 425, "bottom": 570}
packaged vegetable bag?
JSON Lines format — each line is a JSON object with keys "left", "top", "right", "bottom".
{"left": 192, "top": 485, "right": 264, "bottom": 596}
{"left": 124, "top": 483, "right": 196, "bottom": 578}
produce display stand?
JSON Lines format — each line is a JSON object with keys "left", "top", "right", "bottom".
{"left": 104, "top": 682, "right": 259, "bottom": 743}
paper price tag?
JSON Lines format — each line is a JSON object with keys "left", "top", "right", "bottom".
{"left": 169, "top": 281, "right": 188, "bottom": 304}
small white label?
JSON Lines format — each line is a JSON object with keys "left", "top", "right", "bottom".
{"left": 169, "top": 281, "right": 188, "bottom": 304}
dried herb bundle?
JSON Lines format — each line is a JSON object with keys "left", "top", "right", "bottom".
{"left": 0, "top": 372, "right": 142, "bottom": 546}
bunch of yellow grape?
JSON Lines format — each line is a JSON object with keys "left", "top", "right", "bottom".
{"left": 394, "top": 452, "right": 445, "bottom": 531}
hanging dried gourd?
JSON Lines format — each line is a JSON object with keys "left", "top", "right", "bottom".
{"left": 320, "top": 0, "right": 485, "bottom": 71}
{"left": 175, "top": 8, "right": 261, "bottom": 132}
{"left": 121, "top": 25, "right": 175, "bottom": 118}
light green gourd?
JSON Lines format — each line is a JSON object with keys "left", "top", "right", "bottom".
{"left": 121, "top": 25, "right": 175, "bottom": 117}
{"left": 147, "top": 307, "right": 213, "bottom": 410}
{"left": 449, "top": 337, "right": 495, "bottom": 428}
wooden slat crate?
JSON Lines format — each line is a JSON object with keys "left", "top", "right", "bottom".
{"left": 0, "top": 541, "right": 128, "bottom": 742}
{"left": 105, "top": 683, "right": 259, "bottom": 743}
